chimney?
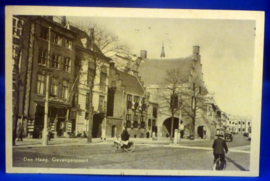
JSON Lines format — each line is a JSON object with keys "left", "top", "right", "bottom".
{"left": 193, "top": 46, "right": 200, "bottom": 61}
{"left": 61, "top": 16, "right": 67, "bottom": 26}
{"left": 160, "top": 42, "right": 165, "bottom": 58}
{"left": 140, "top": 50, "right": 147, "bottom": 59}
{"left": 193, "top": 46, "right": 200, "bottom": 55}
{"left": 109, "top": 60, "right": 115, "bottom": 67}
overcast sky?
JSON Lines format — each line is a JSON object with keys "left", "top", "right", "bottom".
{"left": 67, "top": 16, "right": 255, "bottom": 117}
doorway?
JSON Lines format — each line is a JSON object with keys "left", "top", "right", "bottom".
{"left": 92, "top": 114, "right": 104, "bottom": 138}
{"left": 197, "top": 126, "right": 206, "bottom": 139}
{"left": 112, "top": 125, "right": 116, "bottom": 137}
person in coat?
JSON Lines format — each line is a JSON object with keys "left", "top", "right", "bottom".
{"left": 17, "top": 123, "right": 23, "bottom": 141}
{"left": 179, "top": 121, "right": 185, "bottom": 138}
{"left": 212, "top": 133, "right": 228, "bottom": 163}
{"left": 120, "top": 127, "right": 130, "bottom": 148}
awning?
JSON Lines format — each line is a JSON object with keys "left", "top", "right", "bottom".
{"left": 34, "top": 100, "right": 71, "bottom": 109}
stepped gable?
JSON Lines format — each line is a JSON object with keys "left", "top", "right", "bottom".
{"left": 138, "top": 56, "right": 193, "bottom": 86}
{"left": 117, "top": 70, "right": 144, "bottom": 95}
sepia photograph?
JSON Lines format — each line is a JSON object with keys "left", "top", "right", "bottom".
{"left": 5, "top": 6, "right": 264, "bottom": 176}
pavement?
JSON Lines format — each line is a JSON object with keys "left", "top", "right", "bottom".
{"left": 13, "top": 136, "right": 213, "bottom": 148}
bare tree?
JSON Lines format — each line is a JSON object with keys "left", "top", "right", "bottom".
{"left": 157, "top": 68, "right": 186, "bottom": 140}
{"left": 158, "top": 67, "right": 207, "bottom": 140}
{"left": 71, "top": 22, "right": 130, "bottom": 143}
{"left": 73, "top": 22, "right": 131, "bottom": 56}
{"left": 179, "top": 76, "right": 207, "bottom": 139}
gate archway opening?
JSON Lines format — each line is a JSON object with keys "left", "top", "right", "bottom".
{"left": 197, "top": 125, "right": 206, "bottom": 139}
{"left": 163, "top": 117, "right": 179, "bottom": 137}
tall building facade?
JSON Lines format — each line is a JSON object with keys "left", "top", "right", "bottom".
{"left": 106, "top": 55, "right": 150, "bottom": 138}
{"left": 12, "top": 16, "right": 150, "bottom": 139}
{"left": 13, "top": 16, "right": 77, "bottom": 138}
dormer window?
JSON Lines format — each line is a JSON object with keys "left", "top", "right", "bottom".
{"left": 81, "top": 38, "right": 87, "bottom": 48}
{"left": 53, "top": 33, "right": 62, "bottom": 46}
{"left": 64, "top": 38, "right": 72, "bottom": 49}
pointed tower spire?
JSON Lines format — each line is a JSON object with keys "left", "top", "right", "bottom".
{"left": 160, "top": 41, "right": 165, "bottom": 58}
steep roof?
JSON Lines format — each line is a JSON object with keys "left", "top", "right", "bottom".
{"left": 138, "top": 56, "right": 193, "bottom": 86}
{"left": 117, "top": 70, "right": 145, "bottom": 95}
{"left": 70, "top": 26, "right": 92, "bottom": 49}
{"left": 70, "top": 26, "right": 110, "bottom": 61}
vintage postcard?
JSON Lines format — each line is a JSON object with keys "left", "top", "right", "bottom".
{"left": 5, "top": 6, "right": 264, "bottom": 176}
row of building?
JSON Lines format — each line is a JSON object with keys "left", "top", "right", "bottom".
{"left": 12, "top": 15, "right": 152, "bottom": 139}
{"left": 12, "top": 15, "right": 251, "bottom": 140}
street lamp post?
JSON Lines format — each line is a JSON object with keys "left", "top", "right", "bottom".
{"left": 103, "top": 101, "right": 107, "bottom": 140}
{"left": 42, "top": 27, "right": 51, "bottom": 146}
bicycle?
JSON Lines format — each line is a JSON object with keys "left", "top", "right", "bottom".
{"left": 113, "top": 140, "right": 135, "bottom": 152}
{"left": 213, "top": 156, "right": 227, "bottom": 171}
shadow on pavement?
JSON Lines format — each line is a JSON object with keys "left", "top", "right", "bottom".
{"left": 226, "top": 156, "right": 248, "bottom": 171}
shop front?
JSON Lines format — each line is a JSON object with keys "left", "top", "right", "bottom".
{"left": 32, "top": 101, "right": 72, "bottom": 138}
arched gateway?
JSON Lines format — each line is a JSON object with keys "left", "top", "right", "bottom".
{"left": 163, "top": 117, "right": 180, "bottom": 137}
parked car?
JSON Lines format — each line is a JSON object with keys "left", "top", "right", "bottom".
{"left": 225, "top": 132, "right": 233, "bottom": 142}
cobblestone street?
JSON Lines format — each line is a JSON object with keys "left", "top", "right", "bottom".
{"left": 13, "top": 135, "right": 250, "bottom": 171}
